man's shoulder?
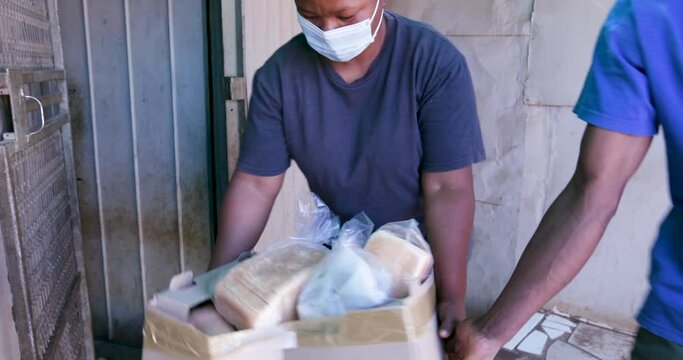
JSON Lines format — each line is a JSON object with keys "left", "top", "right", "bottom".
{"left": 392, "top": 13, "right": 457, "bottom": 47}
{"left": 260, "top": 34, "right": 315, "bottom": 73}
{"left": 390, "top": 11, "right": 465, "bottom": 64}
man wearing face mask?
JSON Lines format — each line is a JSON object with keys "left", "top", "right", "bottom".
{"left": 209, "top": 0, "right": 485, "bottom": 353}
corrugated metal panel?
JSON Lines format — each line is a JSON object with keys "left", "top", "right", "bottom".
{"left": 242, "top": 0, "right": 311, "bottom": 249}
{"left": 60, "top": 0, "right": 211, "bottom": 346}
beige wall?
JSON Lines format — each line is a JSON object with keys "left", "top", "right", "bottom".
{"left": 242, "top": 1, "right": 310, "bottom": 250}
{"left": 240, "top": 0, "right": 671, "bottom": 331}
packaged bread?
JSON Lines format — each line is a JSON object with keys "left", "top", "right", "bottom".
{"left": 213, "top": 242, "right": 327, "bottom": 330}
{"left": 365, "top": 220, "right": 433, "bottom": 298}
{"left": 297, "top": 213, "right": 393, "bottom": 320}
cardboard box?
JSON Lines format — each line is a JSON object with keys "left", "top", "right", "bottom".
{"left": 143, "top": 263, "right": 443, "bottom": 360}
{"left": 142, "top": 265, "right": 297, "bottom": 360}
{"left": 283, "top": 275, "right": 443, "bottom": 360}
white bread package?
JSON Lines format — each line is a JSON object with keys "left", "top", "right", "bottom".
{"left": 213, "top": 241, "right": 328, "bottom": 329}
{"left": 297, "top": 213, "right": 393, "bottom": 320}
{"left": 365, "top": 220, "right": 434, "bottom": 298}
{"left": 213, "top": 193, "right": 339, "bottom": 330}
{"left": 143, "top": 264, "right": 296, "bottom": 360}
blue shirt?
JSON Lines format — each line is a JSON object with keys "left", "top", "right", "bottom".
{"left": 237, "top": 11, "right": 485, "bottom": 227}
{"left": 574, "top": 0, "right": 683, "bottom": 344}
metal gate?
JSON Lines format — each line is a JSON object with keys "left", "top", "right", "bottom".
{"left": 0, "top": 69, "right": 95, "bottom": 359}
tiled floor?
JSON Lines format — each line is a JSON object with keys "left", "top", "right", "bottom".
{"left": 495, "top": 311, "right": 635, "bottom": 360}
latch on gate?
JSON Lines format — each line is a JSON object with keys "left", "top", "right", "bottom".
{"left": 224, "top": 76, "right": 246, "bottom": 101}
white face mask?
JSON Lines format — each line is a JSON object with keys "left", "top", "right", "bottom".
{"left": 297, "top": 0, "right": 384, "bottom": 63}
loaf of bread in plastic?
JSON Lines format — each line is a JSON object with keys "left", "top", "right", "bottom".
{"left": 213, "top": 242, "right": 327, "bottom": 329}
{"left": 365, "top": 230, "right": 434, "bottom": 298}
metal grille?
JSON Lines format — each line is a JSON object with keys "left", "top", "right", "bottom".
{"left": 47, "top": 279, "right": 86, "bottom": 360}
{"left": 0, "top": 0, "right": 54, "bottom": 69}
{"left": 9, "top": 131, "right": 79, "bottom": 358}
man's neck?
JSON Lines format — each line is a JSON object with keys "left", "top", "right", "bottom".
{"left": 329, "top": 16, "right": 387, "bottom": 84}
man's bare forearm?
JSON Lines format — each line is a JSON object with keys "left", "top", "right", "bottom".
{"left": 476, "top": 177, "right": 619, "bottom": 344}
{"left": 423, "top": 169, "right": 475, "bottom": 316}
{"left": 476, "top": 126, "right": 653, "bottom": 346}
{"left": 209, "top": 171, "right": 283, "bottom": 269}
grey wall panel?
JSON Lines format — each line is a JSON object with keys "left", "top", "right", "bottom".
{"left": 125, "top": 0, "right": 181, "bottom": 303}
{"left": 169, "top": 0, "right": 211, "bottom": 274}
{"left": 61, "top": 0, "right": 211, "bottom": 346}
{"left": 57, "top": 0, "right": 107, "bottom": 339}
{"left": 83, "top": 0, "right": 144, "bottom": 346}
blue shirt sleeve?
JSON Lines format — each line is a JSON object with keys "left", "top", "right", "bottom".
{"left": 574, "top": 0, "right": 657, "bottom": 136}
{"left": 418, "top": 43, "right": 486, "bottom": 173}
{"left": 237, "top": 65, "right": 291, "bottom": 176}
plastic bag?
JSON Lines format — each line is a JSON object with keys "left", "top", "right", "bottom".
{"left": 365, "top": 219, "right": 434, "bottom": 298}
{"left": 290, "top": 192, "right": 340, "bottom": 246}
{"left": 210, "top": 193, "right": 338, "bottom": 329}
{"left": 297, "top": 212, "right": 394, "bottom": 320}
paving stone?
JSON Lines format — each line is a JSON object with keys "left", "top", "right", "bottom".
{"left": 494, "top": 350, "right": 523, "bottom": 360}
{"left": 541, "top": 319, "right": 574, "bottom": 333}
{"left": 569, "top": 323, "right": 635, "bottom": 360}
{"left": 546, "top": 341, "right": 599, "bottom": 360}
{"left": 545, "top": 314, "right": 577, "bottom": 328}
{"left": 542, "top": 326, "right": 566, "bottom": 340}
{"left": 503, "top": 313, "right": 545, "bottom": 350}
{"left": 517, "top": 330, "right": 548, "bottom": 356}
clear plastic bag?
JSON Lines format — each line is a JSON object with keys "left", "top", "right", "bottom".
{"left": 365, "top": 219, "right": 434, "bottom": 298}
{"left": 297, "top": 213, "right": 394, "bottom": 320}
{"left": 290, "top": 192, "right": 341, "bottom": 246}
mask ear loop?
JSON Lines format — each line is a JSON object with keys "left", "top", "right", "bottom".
{"left": 370, "top": 0, "right": 384, "bottom": 39}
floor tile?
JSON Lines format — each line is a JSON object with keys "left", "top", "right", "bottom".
{"left": 517, "top": 330, "right": 548, "bottom": 356}
{"left": 541, "top": 319, "right": 573, "bottom": 333}
{"left": 545, "top": 314, "right": 577, "bottom": 328}
{"left": 542, "top": 326, "right": 566, "bottom": 340}
{"left": 569, "top": 323, "right": 635, "bottom": 360}
{"left": 546, "top": 341, "right": 598, "bottom": 360}
{"left": 503, "top": 313, "right": 545, "bottom": 350}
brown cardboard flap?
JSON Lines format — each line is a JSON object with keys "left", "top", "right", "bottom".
{"left": 144, "top": 305, "right": 296, "bottom": 359}
{"left": 284, "top": 276, "right": 436, "bottom": 347}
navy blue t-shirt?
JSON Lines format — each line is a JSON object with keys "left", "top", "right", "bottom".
{"left": 238, "top": 11, "right": 485, "bottom": 226}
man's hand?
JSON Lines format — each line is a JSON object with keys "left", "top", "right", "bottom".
{"left": 453, "top": 319, "right": 501, "bottom": 360}
{"left": 438, "top": 300, "right": 466, "bottom": 358}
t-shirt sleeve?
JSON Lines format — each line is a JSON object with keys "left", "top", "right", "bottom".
{"left": 573, "top": 0, "right": 657, "bottom": 136}
{"left": 237, "top": 65, "right": 291, "bottom": 176}
{"left": 418, "top": 46, "right": 486, "bottom": 173}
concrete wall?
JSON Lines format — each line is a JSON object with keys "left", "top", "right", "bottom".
{"left": 242, "top": 0, "right": 671, "bottom": 331}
